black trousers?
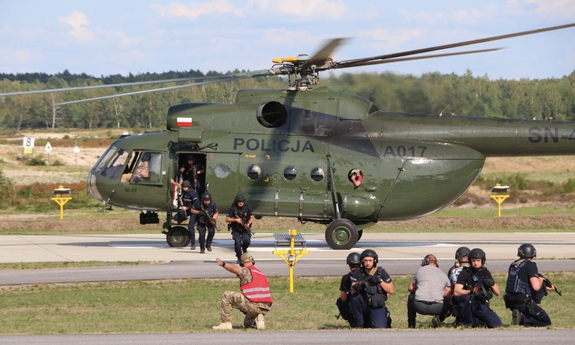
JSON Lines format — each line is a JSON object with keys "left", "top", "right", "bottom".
{"left": 336, "top": 298, "right": 355, "bottom": 327}
{"left": 504, "top": 294, "right": 551, "bottom": 327}
{"left": 196, "top": 224, "right": 214, "bottom": 250}
{"left": 232, "top": 229, "right": 251, "bottom": 259}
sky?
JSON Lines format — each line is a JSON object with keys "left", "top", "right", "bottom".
{"left": 1, "top": 0, "right": 574, "bottom": 81}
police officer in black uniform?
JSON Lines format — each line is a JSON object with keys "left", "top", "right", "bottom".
{"left": 453, "top": 248, "right": 503, "bottom": 328}
{"left": 503, "top": 243, "right": 553, "bottom": 327}
{"left": 448, "top": 246, "right": 471, "bottom": 326}
{"left": 348, "top": 249, "right": 394, "bottom": 328}
{"left": 336, "top": 252, "right": 361, "bottom": 327}
{"left": 170, "top": 179, "right": 199, "bottom": 250}
{"left": 191, "top": 192, "right": 218, "bottom": 254}
{"left": 225, "top": 194, "right": 254, "bottom": 264}
{"left": 180, "top": 155, "right": 204, "bottom": 195}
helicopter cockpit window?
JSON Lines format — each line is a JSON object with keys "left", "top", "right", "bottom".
{"left": 121, "top": 151, "right": 162, "bottom": 184}
{"left": 95, "top": 146, "right": 129, "bottom": 180}
{"left": 283, "top": 166, "right": 297, "bottom": 181}
{"left": 310, "top": 167, "right": 325, "bottom": 182}
{"left": 215, "top": 163, "right": 230, "bottom": 178}
{"left": 247, "top": 164, "right": 261, "bottom": 180}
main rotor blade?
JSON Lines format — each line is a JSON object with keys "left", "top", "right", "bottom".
{"left": 0, "top": 75, "right": 229, "bottom": 97}
{"left": 56, "top": 69, "right": 276, "bottom": 105}
{"left": 300, "top": 38, "right": 349, "bottom": 71}
{"left": 333, "top": 47, "right": 503, "bottom": 69}
{"left": 336, "top": 22, "right": 575, "bottom": 68}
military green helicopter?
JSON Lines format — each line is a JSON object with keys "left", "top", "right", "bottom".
{"left": 3, "top": 23, "right": 575, "bottom": 249}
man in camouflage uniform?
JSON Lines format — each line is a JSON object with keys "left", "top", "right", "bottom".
{"left": 213, "top": 253, "right": 273, "bottom": 330}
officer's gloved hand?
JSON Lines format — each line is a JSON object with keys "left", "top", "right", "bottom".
{"left": 484, "top": 278, "right": 495, "bottom": 287}
{"left": 352, "top": 282, "right": 364, "bottom": 291}
{"left": 368, "top": 275, "right": 383, "bottom": 285}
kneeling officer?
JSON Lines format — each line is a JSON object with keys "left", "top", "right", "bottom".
{"left": 504, "top": 243, "right": 554, "bottom": 327}
{"left": 349, "top": 249, "right": 394, "bottom": 328}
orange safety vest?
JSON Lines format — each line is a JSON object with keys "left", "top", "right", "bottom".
{"left": 240, "top": 266, "right": 273, "bottom": 304}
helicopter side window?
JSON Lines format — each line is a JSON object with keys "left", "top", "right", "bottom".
{"left": 348, "top": 168, "right": 363, "bottom": 187}
{"left": 310, "top": 167, "right": 324, "bottom": 182}
{"left": 247, "top": 164, "right": 261, "bottom": 180}
{"left": 121, "top": 151, "right": 162, "bottom": 183}
{"left": 283, "top": 166, "right": 297, "bottom": 181}
{"left": 215, "top": 163, "right": 230, "bottom": 178}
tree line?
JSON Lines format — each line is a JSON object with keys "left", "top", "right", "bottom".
{"left": 1, "top": 69, "right": 574, "bottom": 130}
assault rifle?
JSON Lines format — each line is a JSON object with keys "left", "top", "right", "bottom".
{"left": 199, "top": 210, "right": 218, "bottom": 231}
{"left": 532, "top": 273, "right": 562, "bottom": 304}
{"left": 540, "top": 274, "right": 562, "bottom": 297}
{"left": 228, "top": 210, "right": 253, "bottom": 233}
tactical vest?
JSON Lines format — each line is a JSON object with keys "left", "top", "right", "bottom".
{"left": 198, "top": 203, "right": 215, "bottom": 224}
{"left": 464, "top": 267, "right": 493, "bottom": 303}
{"left": 240, "top": 266, "right": 273, "bottom": 304}
{"left": 231, "top": 205, "right": 250, "bottom": 231}
{"left": 505, "top": 259, "right": 532, "bottom": 296}
{"left": 352, "top": 267, "right": 387, "bottom": 308}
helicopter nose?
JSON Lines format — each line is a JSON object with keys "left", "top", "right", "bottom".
{"left": 87, "top": 172, "right": 103, "bottom": 201}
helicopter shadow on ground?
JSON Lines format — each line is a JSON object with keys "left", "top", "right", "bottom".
{"left": 238, "top": 237, "right": 454, "bottom": 252}
{"left": 54, "top": 231, "right": 455, "bottom": 251}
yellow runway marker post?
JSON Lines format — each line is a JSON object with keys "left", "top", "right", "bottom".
{"left": 273, "top": 229, "right": 309, "bottom": 293}
{"left": 490, "top": 184, "right": 509, "bottom": 217}
{"left": 52, "top": 185, "right": 72, "bottom": 219}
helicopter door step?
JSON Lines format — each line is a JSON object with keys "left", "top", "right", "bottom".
{"left": 273, "top": 232, "right": 307, "bottom": 250}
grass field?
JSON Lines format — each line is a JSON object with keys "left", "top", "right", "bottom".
{"left": 0, "top": 272, "right": 572, "bottom": 334}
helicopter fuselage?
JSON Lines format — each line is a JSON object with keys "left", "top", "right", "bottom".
{"left": 87, "top": 87, "right": 575, "bottom": 249}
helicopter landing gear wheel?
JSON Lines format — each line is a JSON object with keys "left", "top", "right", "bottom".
{"left": 325, "top": 219, "right": 358, "bottom": 250}
{"left": 166, "top": 226, "right": 190, "bottom": 248}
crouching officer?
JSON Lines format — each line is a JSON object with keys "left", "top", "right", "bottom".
{"left": 170, "top": 179, "right": 199, "bottom": 250}
{"left": 503, "top": 243, "right": 553, "bottom": 327}
{"left": 213, "top": 253, "right": 272, "bottom": 330}
{"left": 336, "top": 252, "right": 361, "bottom": 327}
{"left": 225, "top": 194, "right": 254, "bottom": 264}
{"left": 349, "top": 249, "right": 394, "bottom": 328}
{"left": 453, "top": 248, "right": 503, "bottom": 328}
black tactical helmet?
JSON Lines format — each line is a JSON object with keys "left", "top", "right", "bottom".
{"left": 469, "top": 248, "right": 486, "bottom": 264}
{"left": 517, "top": 243, "right": 537, "bottom": 259}
{"left": 234, "top": 194, "right": 246, "bottom": 203}
{"left": 360, "top": 249, "right": 379, "bottom": 266}
{"left": 182, "top": 180, "right": 192, "bottom": 188}
{"left": 455, "top": 246, "right": 470, "bottom": 260}
{"left": 346, "top": 252, "right": 361, "bottom": 267}
{"left": 201, "top": 192, "right": 212, "bottom": 201}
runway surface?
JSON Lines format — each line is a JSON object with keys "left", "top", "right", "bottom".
{"left": 1, "top": 231, "right": 574, "bottom": 285}
{"left": 2, "top": 329, "right": 575, "bottom": 345}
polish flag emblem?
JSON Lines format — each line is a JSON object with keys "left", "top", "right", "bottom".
{"left": 177, "top": 117, "right": 192, "bottom": 127}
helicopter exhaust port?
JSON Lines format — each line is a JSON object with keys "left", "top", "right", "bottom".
{"left": 256, "top": 101, "right": 287, "bottom": 128}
